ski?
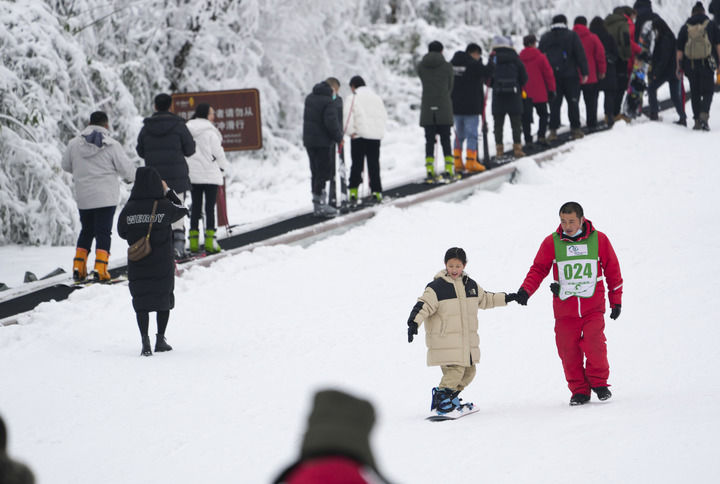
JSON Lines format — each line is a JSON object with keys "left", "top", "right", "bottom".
{"left": 72, "top": 275, "right": 127, "bottom": 287}
{"left": 426, "top": 403, "right": 479, "bottom": 422}
{"left": 337, "top": 142, "right": 349, "bottom": 213}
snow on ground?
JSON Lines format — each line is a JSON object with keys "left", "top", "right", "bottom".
{"left": 1, "top": 100, "right": 720, "bottom": 483}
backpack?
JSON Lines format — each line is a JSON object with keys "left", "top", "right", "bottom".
{"left": 684, "top": 20, "right": 712, "bottom": 60}
{"left": 493, "top": 59, "right": 520, "bottom": 94}
{"left": 542, "top": 34, "right": 568, "bottom": 73}
{"left": 606, "top": 15, "right": 632, "bottom": 61}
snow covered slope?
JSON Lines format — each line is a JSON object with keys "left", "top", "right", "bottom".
{"left": 1, "top": 99, "right": 719, "bottom": 483}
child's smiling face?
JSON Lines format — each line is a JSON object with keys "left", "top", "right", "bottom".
{"left": 445, "top": 258, "right": 465, "bottom": 279}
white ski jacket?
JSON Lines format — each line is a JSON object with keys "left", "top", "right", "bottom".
{"left": 186, "top": 118, "right": 229, "bottom": 185}
{"left": 61, "top": 125, "right": 136, "bottom": 210}
{"left": 343, "top": 86, "right": 387, "bottom": 140}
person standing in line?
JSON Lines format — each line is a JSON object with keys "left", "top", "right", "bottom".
{"left": 490, "top": 35, "right": 528, "bottom": 158}
{"left": 117, "top": 167, "right": 188, "bottom": 356}
{"left": 519, "top": 34, "right": 556, "bottom": 147}
{"left": 417, "top": 40, "right": 456, "bottom": 183}
{"left": 343, "top": 75, "right": 387, "bottom": 205}
{"left": 539, "top": 14, "right": 589, "bottom": 141}
{"left": 648, "top": 16, "right": 687, "bottom": 125}
{"left": 303, "top": 79, "right": 344, "bottom": 217}
{"left": 604, "top": 8, "right": 635, "bottom": 121}
{"left": 62, "top": 111, "right": 136, "bottom": 282}
{"left": 590, "top": 16, "right": 620, "bottom": 129}
{"left": 573, "top": 16, "right": 606, "bottom": 131}
{"left": 514, "top": 202, "right": 623, "bottom": 406}
{"left": 450, "top": 43, "right": 491, "bottom": 173}
{"left": 676, "top": 1, "right": 720, "bottom": 131}
{"left": 136, "top": 93, "right": 195, "bottom": 259}
{"left": 326, "top": 77, "right": 344, "bottom": 208}
{"left": 185, "top": 103, "right": 229, "bottom": 254}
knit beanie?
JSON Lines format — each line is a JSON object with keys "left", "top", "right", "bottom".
{"left": 492, "top": 35, "right": 512, "bottom": 49}
{"left": 692, "top": 2, "right": 705, "bottom": 15}
{"left": 299, "top": 390, "right": 378, "bottom": 470}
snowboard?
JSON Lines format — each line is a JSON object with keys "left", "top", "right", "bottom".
{"left": 623, "top": 20, "right": 654, "bottom": 119}
{"left": 426, "top": 403, "right": 479, "bottom": 422}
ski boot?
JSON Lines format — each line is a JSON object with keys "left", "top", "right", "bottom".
{"left": 442, "top": 156, "right": 461, "bottom": 182}
{"left": 513, "top": 143, "right": 526, "bottom": 158}
{"left": 312, "top": 191, "right": 338, "bottom": 218}
{"left": 154, "top": 334, "right": 173, "bottom": 352}
{"left": 453, "top": 148, "right": 464, "bottom": 173}
{"left": 465, "top": 149, "right": 485, "bottom": 173}
{"left": 592, "top": 386, "right": 612, "bottom": 401}
{"left": 93, "top": 249, "right": 111, "bottom": 282}
{"left": 188, "top": 229, "right": 200, "bottom": 254}
{"left": 430, "top": 387, "right": 463, "bottom": 414}
{"left": 73, "top": 247, "right": 88, "bottom": 281}
{"left": 369, "top": 192, "right": 383, "bottom": 205}
{"left": 204, "top": 229, "right": 221, "bottom": 254}
{"left": 141, "top": 334, "right": 152, "bottom": 357}
{"left": 424, "top": 157, "right": 437, "bottom": 184}
{"left": 569, "top": 393, "right": 590, "bottom": 406}
{"left": 349, "top": 187, "right": 359, "bottom": 207}
{"left": 173, "top": 229, "right": 187, "bottom": 260}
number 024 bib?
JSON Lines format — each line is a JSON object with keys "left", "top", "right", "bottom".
{"left": 553, "top": 231, "right": 599, "bottom": 301}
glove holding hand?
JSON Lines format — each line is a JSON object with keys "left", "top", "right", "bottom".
{"left": 505, "top": 293, "right": 518, "bottom": 303}
{"left": 550, "top": 282, "right": 560, "bottom": 297}
{"left": 407, "top": 321, "right": 418, "bottom": 343}
{"left": 516, "top": 287, "right": 529, "bottom": 306}
{"left": 610, "top": 305, "right": 621, "bottom": 320}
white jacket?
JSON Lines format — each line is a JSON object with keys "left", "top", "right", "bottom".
{"left": 61, "top": 125, "right": 135, "bottom": 210}
{"left": 186, "top": 118, "right": 229, "bottom": 185}
{"left": 343, "top": 86, "right": 387, "bottom": 140}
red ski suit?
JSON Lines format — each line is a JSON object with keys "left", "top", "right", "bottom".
{"left": 519, "top": 46, "right": 556, "bottom": 103}
{"left": 573, "top": 24, "right": 607, "bottom": 84}
{"left": 520, "top": 220, "right": 623, "bottom": 395}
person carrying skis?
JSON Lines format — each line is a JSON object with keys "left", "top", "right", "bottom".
{"left": 676, "top": 1, "right": 720, "bottom": 131}
{"left": 407, "top": 247, "right": 518, "bottom": 416}
{"left": 490, "top": 35, "right": 528, "bottom": 158}
{"left": 344, "top": 75, "right": 387, "bottom": 205}
{"left": 514, "top": 202, "right": 623, "bottom": 406}
{"left": 62, "top": 111, "right": 136, "bottom": 282}
{"left": 417, "top": 40, "right": 456, "bottom": 183}
{"left": 519, "top": 34, "right": 556, "bottom": 147}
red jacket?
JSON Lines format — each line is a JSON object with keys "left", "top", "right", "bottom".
{"left": 573, "top": 24, "right": 606, "bottom": 84}
{"left": 626, "top": 15, "right": 643, "bottom": 74}
{"left": 519, "top": 46, "right": 556, "bottom": 103}
{"left": 282, "top": 457, "right": 378, "bottom": 483}
{"left": 520, "top": 219, "right": 623, "bottom": 320}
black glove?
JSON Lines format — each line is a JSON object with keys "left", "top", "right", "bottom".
{"left": 610, "top": 305, "right": 621, "bottom": 320}
{"left": 166, "top": 189, "right": 182, "bottom": 205}
{"left": 550, "top": 282, "right": 560, "bottom": 297}
{"left": 548, "top": 91, "right": 556, "bottom": 102}
{"left": 505, "top": 293, "right": 518, "bottom": 303}
{"left": 516, "top": 288, "right": 529, "bottom": 306}
{"left": 407, "top": 321, "right": 418, "bottom": 343}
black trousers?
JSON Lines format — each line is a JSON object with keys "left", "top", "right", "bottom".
{"left": 306, "top": 146, "right": 335, "bottom": 195}
{"left": 648, "top": 73, "right": 685, "bottom": 120}
{"left": 493, "top": 113, "right": 522, "bottom": 145}
{"left": 550, "top": 76, "right": 581, "bottom": 130}
{"left": 521, "top": 100, "right": 549, "bottom": 143}
{"left": 613, "top": 70, "right": 629, "bottom": 116}
{"left": 190, "top": 184, "right": 218, "bottom": 231}
{"left": 581, "top": 83, "right": 600, "bottom": 128}
{"left": 136, "top": 310, "right": 170, "bottom": 337}
{"left": 423, "top": 125, "right": 452, "bottom": 159}
{"left": 685, "top": 65, "right": 715, "bottom": 119}
{"left": 349, "top": 138, "right": 382, "bottom": 193}
{"left": 600, "top": 88, "right": 616, "bottom": 126}
{"left": 77, "top": 206, "right": 116, "bottom": 252}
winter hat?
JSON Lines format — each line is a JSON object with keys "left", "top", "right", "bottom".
{"left": 492, "top": 35, "right": 512, "bottom": 49}
{"left": 299, "top": 390, "right": 377, "bottom": 469}
{"left": 633, "top": 0, "right": 651, "bottom": 9}
{"left": 444, "top": 247, "right": 467, "bottom": 265}
{"left": 692, "top": 2, "right": 705, "bottom": 15}
{"left": 428, "top": 40, "right": 444, "bottom": 52}
{"left": 129, "top": 166, "right": 165, "bottom": 201}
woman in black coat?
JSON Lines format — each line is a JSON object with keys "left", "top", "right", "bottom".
{"left": 590, "top": 16, "right": 620, "bottom": 128}
{"left": 118, "top": 167, "right": 188, "bottom": 356}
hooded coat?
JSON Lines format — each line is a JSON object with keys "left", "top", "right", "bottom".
{"left": 117, "top": 167, "right": 188, "bottom": 313}
{"left": 136, "top": 111, "right": 196, "bottom": 193}
{"left": 677, "top": 13, "right": 720, "bottom": 71}
{"left": 185, "top": 118, "right": 229, "bottom": 186}
{"left": 573, "top": 24, "right": 607, "bottom": 84}
{"left": 590, "top": 21, "right": 620, "bottom": 92}
{"left": 450, "top": 50, "right": 489, "bottom": 115}
{"left": 417, "top": 51, "right": 455, "bottom": 126}
{"left": 61, "top": 125, "right": 136, "bottom": 210}
{"left": 410, "top": 271, "right": 506, "bottom": 367}
{"left": 519, "top": 46, "right": 556, "bottom": 103}
{"left": 490, "top": 46, "right": 528, "bottom": 116}
{"left": 539, "top": 26, "right": 589, "bottom": 80}
{"left": 302, "top": 82, "right": 343, "bottom": 148}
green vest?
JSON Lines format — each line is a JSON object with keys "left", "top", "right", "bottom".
{"left": 553, "top": 231, "right": 599, "bottom": 300}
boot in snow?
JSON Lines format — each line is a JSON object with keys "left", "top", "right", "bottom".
{"left": 431, "top": 387, "right": 462, "bottom": 413}
{"left": 570, "top": 393, "right": 590, "bottom": 406}
{"left": 349, "top": 187, "right": 359, "bottom": 206}
{"left": 141, "top": 335, "right": 152, "bottom": 357}
{"left": 442, "top": 156, "right": 461, "bottom": 181}
{"left": 571, "top": 128, "right": 585, "bottom": 139}
{"left": 204, "top": 229, "right": 221, "bottom": 254}
{"left": 73, "top": 247, "right": 88, "bottom": 281}
{"left": 425, "top": 157, "right": 437, "bottom": 183}
{"left": 592, "top": 386, "right": 612, "bottom": 401}
{"left": 155, "top": 334, "right": 173, "bottom": 352}
{"left": 93, "top": 249, "right": 111, "bottom": 281}
{"left": 513, "top": 143, "right": 526, "bottom": 158}
{"left": 188, "top": 229, "right": 200, "bottom": 253}
{"left": 547, "top": 129, "right": 558, "bottom": 141}
{"left": 453, "top": 148, "right": 464, "bottom": 173}
{"left": 465, "top": 149, "right": 485, "bottom": 173}
{"left": 312, "top": 192, "right": 338, "bottom": 218}
{"left": 173, "top": 229, "right": 187, "bottom": 260}
{"left": 496, "top": 143, "right": 504, "bottom": 158}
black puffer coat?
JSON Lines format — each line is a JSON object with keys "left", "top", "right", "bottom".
{"left": 450, "top": 51, "right": 489, "bottom": 115}
{"left": 136, "top": 111, "right": 195, "bottom": 193}
{"left": 302, "top": 82, "right": 343, "bottom": 148}
{"left": 490, "top": 47, "right": 528, "bottom": 116}
{"left": 539, "top": 27, "right": 589, "bottom": 80}
{"left": 117, "top": 167, "right": 187, "bottom": 313}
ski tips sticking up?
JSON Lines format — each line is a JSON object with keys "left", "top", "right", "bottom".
{"left": 426, "top": 402, "right": 479, "bottom": 422}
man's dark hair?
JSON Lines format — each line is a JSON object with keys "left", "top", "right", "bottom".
{"left": 523, "top": 34, "right": 537, "bottom": 47}
{"left": 349, "top": 75, "right": 366, "bottom": 88}
{"left": 89, "top": 111, "right": 108, "bottom": 126}
{"left": 154, "top": 93, "right": 172, "bottom": 112}
{"left": 692, "top": 1, "right": 705, "bottom": 15}
{"left": 559, "top": 201, "right": 584, "bottom": 218}
{"left": 574, "top": 16, "right": 587, "bottom": 26}
{"left": 552, "top": 14, "right": 567, "bottom": 25}
{"left": 428, "top": 40, "right": 444, "bottom": 52}
{"left": 466, "top": 42, "right": 482, "bottom": 55}
{"left": 444, "top": 247, "right": 467, "bottom": 265}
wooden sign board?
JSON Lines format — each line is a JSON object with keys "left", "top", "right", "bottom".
{"left": 171, "top": 89, "right": 262, "bottom": 151}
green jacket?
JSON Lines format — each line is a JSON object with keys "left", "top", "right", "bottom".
{"left": 417, "top": 52, "right": 454, "bottom": 126}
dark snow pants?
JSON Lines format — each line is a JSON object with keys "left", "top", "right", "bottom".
{"left": 648, "top": 73, "right": 685, "bottom": 120}
{"left": 521, "top": 100, "right": 549, "bottom": 143}
{"left": 581, "top": 83, "right": 600, "bottom": 128}
{"left": 306, "top": 146, "right": 335, "bottom": 196}
{"left": 349, "top": 138, "right": 382, "bottom": 193}
{"left": 77, "top": 206, "right": 116, "bottom": 252}
{"left": 613, "top": 70, "right": 629, "bottom": 116}
{"left": 550, "top": 76, "right": 581, "bottom": 130}
{"left": 190, "top": 184, "right": 218, "bottom": 231}
{"left": 423, "top": 125, "right": 452, "bottom": 159}
{"left": 555, "top": 312, "right": 609, "bottom": 396}
{"left": 685, "top": 65, "right": 715, "bottom": 120}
